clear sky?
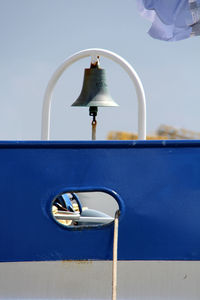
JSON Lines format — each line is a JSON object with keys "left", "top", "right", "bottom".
{"left": 0, "top": 0, "right": 200, "bottom": 140}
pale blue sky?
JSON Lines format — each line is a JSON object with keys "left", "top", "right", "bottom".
{"left": 0, "top": 0, "right": 200, "bottom": 140}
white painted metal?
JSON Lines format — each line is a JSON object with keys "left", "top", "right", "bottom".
{"left": 1, "top": 261, "right": 199, "bottom": 299}
{"left": 41, "top": 48, "right": 146, "bottom": 140}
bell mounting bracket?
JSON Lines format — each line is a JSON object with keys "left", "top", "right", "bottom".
{"left": 41, "top": 48, "right": 146, "bottom": 140}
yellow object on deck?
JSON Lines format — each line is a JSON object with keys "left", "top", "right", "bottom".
{"left": 107, "top": 125, "right": 200, "bottom": 140}
{"left": 107, "top": 131, "right": 166, "bottom": 140}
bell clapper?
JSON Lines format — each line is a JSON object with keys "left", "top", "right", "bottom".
{"left": 89, "top": 106, "right": 98, "bottom": 140}
{"left": 92, "top": 119, "right": 97, "bottom": 141}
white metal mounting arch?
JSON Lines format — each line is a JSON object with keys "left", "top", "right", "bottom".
{"left": 41, "top": 48, "right": 146, "bottom": 140}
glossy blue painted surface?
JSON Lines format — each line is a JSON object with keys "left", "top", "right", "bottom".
{"left": 1, "top": 140, "right": 200, "bottom": 262}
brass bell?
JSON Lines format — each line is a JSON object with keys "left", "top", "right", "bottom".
{"left": 71, "top": 62, "right": 118, "bottom": 141}
{"left": 71, "top": 66, "right": 118, "bottom": 107}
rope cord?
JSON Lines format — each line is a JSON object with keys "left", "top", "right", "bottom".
{"left": 112, "top": 210, "right": 120, "bottom": 300}
{"left": 92, "top": 120, "right": 97, "bottom": 140}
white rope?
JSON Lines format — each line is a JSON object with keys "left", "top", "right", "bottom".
{"left": 112, "top": 210, "right": 120, "bottom": 300}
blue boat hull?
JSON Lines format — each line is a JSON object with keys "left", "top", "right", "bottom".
{"left": 0, "top": 140, "right": 200, "bottom": 262}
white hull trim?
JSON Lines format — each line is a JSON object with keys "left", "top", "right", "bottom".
{"left": 0, "top": 261, "right": 200, "bottom": 299}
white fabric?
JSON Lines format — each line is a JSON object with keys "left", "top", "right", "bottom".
{"left": 137, "top": 0, "right": 200, "bottom": 41}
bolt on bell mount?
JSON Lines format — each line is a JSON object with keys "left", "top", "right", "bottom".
{"left": 71, "top": 57, "right": 118, "bottom": 140}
